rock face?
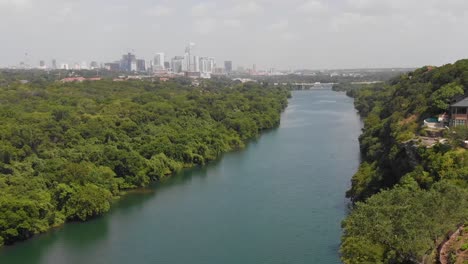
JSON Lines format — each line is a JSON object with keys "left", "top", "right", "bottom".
{"left": 386, "top": 140, "right": 422, "bottom": 184}
{"left": 401, "top": 141, "right": 422, "bottom": 169}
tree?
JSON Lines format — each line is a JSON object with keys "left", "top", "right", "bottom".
{"left": 430, "top": 82, "right": 464, "bottom": 112}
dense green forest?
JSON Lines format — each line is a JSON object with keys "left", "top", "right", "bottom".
{"left": 0, "top": 78, "right": 290, "bottom": 247}
{"left": 341, "top": 60, "right": 468, "bottom": 263}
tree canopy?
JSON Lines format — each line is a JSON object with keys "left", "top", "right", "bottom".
{"left": 341, "top": 59, "right": 468, "bottom": 263}
{"left": 0, "top": 78, "right": 290, "bottom": 246}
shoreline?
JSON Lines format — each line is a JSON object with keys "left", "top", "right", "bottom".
{"left": 0, "top": 98, "right": 289, "bottom": 250}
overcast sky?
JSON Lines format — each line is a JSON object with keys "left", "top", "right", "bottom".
{"left": 1, "top": 0, "right": 468, "bottom": 69}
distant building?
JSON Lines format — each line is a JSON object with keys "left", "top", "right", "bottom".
{"left": 233, "top": 78, "right": 256, "bottom": 83}
{"left": 164, "top": 62, "right": 170, "bottom": 69}
{"left": 105, "top": 62, "right": 120, "bottom": 71}
{"left": 200, "top": 72, "right": 211, "bottom": 79}
{"left": 200, "top": 57, "right": 215, "bottom": 73}
{"left": 90, "top": 61, "right": 99, "bottom": 69}
{"left": 120, "top": 53, "right": 137, "bottom": 72}
{"left": 224, "top": 61, "right": 233, "bottom": 73}
{"left": 39, "top": 60, "right": 45, "bottom": 69}
{"left": 60, "top": 63, "right": 69, "bottom": 70}
{"left": 80, "top": 61, "right": 89, "bottom": 70}
{"left": 237, "top": 66, "right": 246, "bottom": 73}
{"left": 61, "top": 77, "right": 86, "bottom": 83}
{"left": 194, "top": 56, "right": 200, "bottom": 72}
{"left": 450, "top": 97, "right": 468, "bottom": 127}
{"left": 182, "top": 53, "right": 190, "bottom": 72}
{"left": 154, "top": 53, "right": 165, "bottom": 71}
{"left": 136, "top": 59, "right": 146, "bottom": 72}
{"left": 171, "top": 56, "right": 185, "bottom": 73}
{"left": 213, "top": 67, "right": 225, "bottom": 75}
{"left": 61, "top": 77, "right": 102, "bottom": 83}
{"left": 185, "top": 42, "right": 196, "bottom": 72}
{"left": 185, "top": 71, "right": 201, "bottom": 78}
{"left": 131, "top": 61, "right": 137, "bottom": 71}
{"left": 51, "top": 59, "right": 57, "bottom": 69}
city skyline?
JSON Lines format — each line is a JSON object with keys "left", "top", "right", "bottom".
{"left": 16, "top": 42, "right": 242, "bottom": 76}
{"left": 1, "top": 0, "right": 468, "bottom": 70}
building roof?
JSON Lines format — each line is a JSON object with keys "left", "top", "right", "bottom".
{"left": 451, "top": 97, "right": 468, "bottom": 107}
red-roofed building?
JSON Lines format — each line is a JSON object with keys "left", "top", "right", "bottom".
{"left": 60, "top": 77, "right": 102, "bottom": 83}
{"left": 61, "top": 77, "right": 86, "bottom": 83}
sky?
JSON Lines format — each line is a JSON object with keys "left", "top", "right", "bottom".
{"left": 1, "top": 0, "right": 468, "bottom": 70}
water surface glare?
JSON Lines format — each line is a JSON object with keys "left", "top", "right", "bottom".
{"left": 0, "top": 90, "right": 362, "bottom": 264}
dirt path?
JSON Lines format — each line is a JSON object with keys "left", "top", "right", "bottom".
{"left": 439, "top": 226, "right": 464, "bottom": 264}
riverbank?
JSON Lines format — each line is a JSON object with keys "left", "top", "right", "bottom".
{"left": 0, "top": 80, "right": 290, "bottom": 247}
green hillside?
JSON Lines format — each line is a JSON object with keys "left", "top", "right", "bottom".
{"left": 341, "top": 60, "right": 468, "bottom": 263}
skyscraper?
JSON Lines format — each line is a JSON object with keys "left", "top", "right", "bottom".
{"left": 185, "top": 42, "right": 196, "bottom": 72}
{"left": 120, "top": 53, "right": 137, "bottom": 72}
{"left": 224, "top": 61, "right": 233, "bottom": 73}
{"left": 199, "top": 57, "right": 216, "bottom": 74}
{"left": 208, "top": 57, "right": 215, "bottom": 73}
{"left": 171, "top": 56, "right": 185, "bottom": 73}
{"left": 199, "top": 57, "right": 208, "bottom": 73}
{"left": 194, "top": 56, "right": 200, "bottom": 72}
{"left": 154, "top": 53, "right": 165, "bottom": 70}
{"left": 52, "top": 59, "right": 57, "bottom": 69}
{"left": 183, "top": 53, "right": 189, "bottom": 72}
{"left": 136, "top": 59, "right": 146, "bottom": 72}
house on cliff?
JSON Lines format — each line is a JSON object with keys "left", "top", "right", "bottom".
{"left": 450, "top": 97, "right": 468, "bottom": 127}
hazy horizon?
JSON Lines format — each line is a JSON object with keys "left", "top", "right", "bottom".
{"left": 1, "top": 0, "right": 468, "bottom": 69}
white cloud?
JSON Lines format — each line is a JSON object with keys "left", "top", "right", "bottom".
{"left": 345, "top": 0, "right": 468, "bottom": 17}
{"left": 191, "top": 2, "right": 215, "bottom": 17}
{"left": 223, "top": 19, "right": 242, "bottom": 28}
{"left": 145, "top": 5, "right": 172, "bottom": 17}
{"left": 298, "top": 0, "right": 326, "bottom": 14}
{"left": 280, "top": 32, "right": 296, "bottom": 41}
{"left": 268, "top": 19, "right": 289, "bottom": 31}
{"left": 227, "top": 1, "right": 263, "bottom": 17}
{"left": 0, "top": 0, "right": 32, "bottom": 9}
{"left": 193, "top": 18, "right": 218, "bottom": 35}
{"left": 329, "top": 12, "right": 377, "bottom": 32}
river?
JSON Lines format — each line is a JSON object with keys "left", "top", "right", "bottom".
{"left": 0, "top": 90, "right": 362, "bottom": 264}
